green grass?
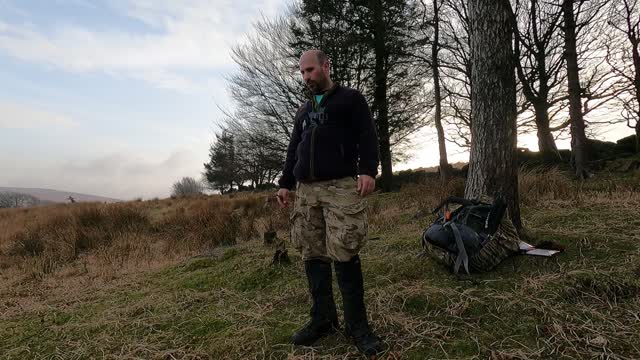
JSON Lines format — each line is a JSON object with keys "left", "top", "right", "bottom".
{"left": 1, "top": 176, "right": 640, "bottom": 359}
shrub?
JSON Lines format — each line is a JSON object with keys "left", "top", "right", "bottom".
{"left": 172, "top": 177, "right": 205, "bottom": 198}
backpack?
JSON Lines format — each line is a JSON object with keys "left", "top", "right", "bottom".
{"left": 421, "top": 193, "right": 520, "bottom": 274}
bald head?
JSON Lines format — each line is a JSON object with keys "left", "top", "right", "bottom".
{"left": 299, "top": 50, "right": 332, "bottom": 94}
{"left": 300, "top": 50, "right": 329, "bottom": 66}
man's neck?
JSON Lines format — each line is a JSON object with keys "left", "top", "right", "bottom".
{"left": 316, "top": 80, "right": 334, "bottom": 95}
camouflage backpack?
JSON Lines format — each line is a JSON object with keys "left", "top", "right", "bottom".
{"left": 421, "top": 194, "right": 520, "bottom": 274}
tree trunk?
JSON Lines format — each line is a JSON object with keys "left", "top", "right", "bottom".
{"left": 372, "top": 0, "right": 393, "bottom": 192}
{"left": 632, "top": 32, "right": 640, "bottom": 153}
{"left": 465, "top": 0, "right": 522, "bottom": 232}
{"left": 533, "top": 102, "right": 560, "bottom": 160}
{"left": 432, "top": 0, "right": 451, "bottom": 182}
{"left": 562, "top": 0, "right": 589, "bottom": 179}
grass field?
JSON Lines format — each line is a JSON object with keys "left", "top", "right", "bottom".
{"left": 1, "top": 168, "right": 639, "bottom": 359}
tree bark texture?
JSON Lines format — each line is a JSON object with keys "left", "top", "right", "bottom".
{"left": 465, "top": 0, "right": 522, "bottom": 232}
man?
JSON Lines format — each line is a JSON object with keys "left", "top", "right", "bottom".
{"left": 276, "top": 49, "right": 384, "bottom": 357}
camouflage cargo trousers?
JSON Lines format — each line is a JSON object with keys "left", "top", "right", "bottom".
{"left": 290, "top": 177, "right": 368, "bottom": 262}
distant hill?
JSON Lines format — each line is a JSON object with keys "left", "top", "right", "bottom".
{"left": 0, "top": 187, "right": 121, "bottom": 204}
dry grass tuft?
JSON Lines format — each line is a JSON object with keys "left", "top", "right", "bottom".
{"left": 561, "top": 270, "right": 640, "bottom": 303}
{"left": 519, "top": 167, "right": 575, "bottom": 205}
{"left": 0, "top": 195, "right": 289, "bottom": 280}
{"left": 2, "top": 204, "right": 152, "bottom": 278}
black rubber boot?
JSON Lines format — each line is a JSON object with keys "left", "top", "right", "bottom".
{"left": 292, "top": 259, "right": 339, "bottom": 346}
{"left": 335, "top": 255, "right": 384, "bottom": 357}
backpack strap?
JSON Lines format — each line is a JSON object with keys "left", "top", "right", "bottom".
{"left": 448, "top": 222, "right": 470, "bottom": 274}
{"left": 485, "top": 193, "right": 507, "bottom": 234}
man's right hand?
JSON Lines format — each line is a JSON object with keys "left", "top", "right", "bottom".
{"left": 276, "top": 188, "right": 290, "bottom": 208}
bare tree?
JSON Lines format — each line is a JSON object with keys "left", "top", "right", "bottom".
{"left": 222, "top": 15, "right": 312, "bottom": 190}
{"left": 513, "top": 0, "right": 566, "bottom": 160}
{"left": 171, "top": 177, "right": 204, "bottom": 198}
{"left": 440, "top": 0, "right": 473, "bottom": 148}
{"left": 437, "top": 0, "right": 523, "bottom": 149}
{"left": 466, "top": 0, "right": 522, "bottom": 231}
{"left": 606, "top": 0, "right": 640, "bottom": 152}
{"left": 567, "top": 0, "right": 624, "bottom": 145}
{"left": 430, "top": 0, "right": 452, "bottom": 181}
{"left": 0, "top": 192, "right": 39, "bottom": 208}
{"left": 227, "top": 15, "right": 306, "bottom": 154}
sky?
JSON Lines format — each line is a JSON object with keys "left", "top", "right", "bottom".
{"left": 0, "top": 0, "right": 634, "bottom": 200}
{"left": 0, "top": 0, "right": 289, "bottom": 199}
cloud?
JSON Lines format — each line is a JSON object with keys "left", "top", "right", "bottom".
{"left": 0, "top": 22, "right": 230, "bottom": 72}
{"left": 0, "top": 101, "right": 76, "bottom": 129}
{"left": 0, "top": 123, "right": 212, "bottom": 199}
{"left": 0, "top": 148, "right": 203, "bottom": 199}
{"left": 0, "top": 0, "right": 286, "bottom": 92}
{"left": 60, "top": 149, "right": 205, "bottom": 199}
{"left": 61, "top": 149, "right": 197, "bottom": 176}
{"left": 133, "top": 69, "right": 201, "bottom": 92}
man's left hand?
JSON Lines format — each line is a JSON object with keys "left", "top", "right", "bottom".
{"left": 357, "top": 175, "right": 375, "bottom": 197}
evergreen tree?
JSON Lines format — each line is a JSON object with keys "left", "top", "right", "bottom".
{"left": 203, "top": 130, "right": 242, "bottom": 193}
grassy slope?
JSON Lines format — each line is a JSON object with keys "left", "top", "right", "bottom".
{"left": 1, "top": 172, "right": 640, "bottom": 359}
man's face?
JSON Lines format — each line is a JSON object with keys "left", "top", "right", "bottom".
{"left": 299, "top": 54, "right": 329, "bottom": 93}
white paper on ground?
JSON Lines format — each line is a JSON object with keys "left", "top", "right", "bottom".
{"left": 518, "top": 241, "right": 535, "bottom": 251}
{"left": 518, "top": 241, "right": 561, "bottom": 257}
{"left": 525, "top": 248, "right": 561, "bottom": 257}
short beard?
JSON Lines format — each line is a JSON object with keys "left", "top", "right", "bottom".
{"left": 308, "top": 78, "right": 328, "bottom": 94}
